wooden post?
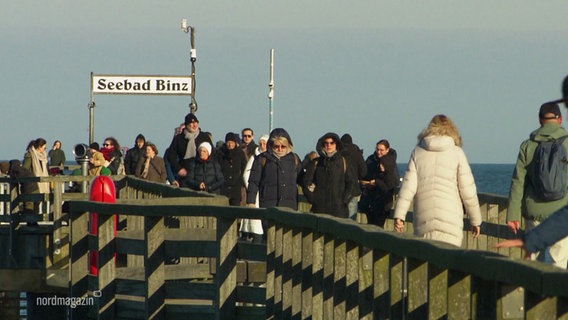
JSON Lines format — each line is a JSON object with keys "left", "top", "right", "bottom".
{"left": 273, "top": 223, "right": 283, "bottom": 318}
{"left": 447, "top": 270, "right": 471, "bottom": 319}
{"left": 144, "top": 215, "right": 165, "bottom": 319}
{"left": 216, "top": 216, "right": 237, "bottom": 319}
{"left": 322, "top": 234, "right": 334, "bottom": 318}
{"left": 357, "top": 247, "right": 373, "bottom": 320}
{"left": 51, "top": 180, "right": 63, "bottom": 267}
{"left": 345, "top": 241, "right": 359, "bottom": 319}
{"left": 333, "top": 239, "right": 346, "bottom": 319}
{"left": 407, "top": 258, "right": 428, "bottom": 318}
{"left": 390, "top": 254, "right": 405, "bottom": 319}
{"left": 69, "top": 209, "right": 89, "bottom": 320}
{"left": 311, "top": 232, "right": 324, "bottom": 320}
{"left": 291, "top": 229, "right": 302, "bottom": 319}
{"left": 428, "top": 265, "right": 448, "bottom": 319}
{"left": 281, "top": 226, "right": 292, "bottom": 318}
{"left": 301, "top": 229, "right": 313, "bottom": 319}
{"left": 265, "top": 221, "right": 276, "bottom": 319}
{"left": 96, "top": 212, "right": 116, "bottom": 319}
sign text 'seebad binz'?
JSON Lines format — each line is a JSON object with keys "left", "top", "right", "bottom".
{"left": 91, "top": 75, "right": 193, "bottom": 95}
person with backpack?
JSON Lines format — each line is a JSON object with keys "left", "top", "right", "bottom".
{"left": 393, "top": 115, "right": 482, "bottom": 247}
{"left": 302, "top": 132, "right": 357, "bottom": 218}
{"left": 507, "top": 102, "right": 568, "bottom": 268}
{"left": 246, "top": 128, "right": 301, "bottom": 211}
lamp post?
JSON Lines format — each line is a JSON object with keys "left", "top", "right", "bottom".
{"left": 268, "top": 49, "right": 274, "bottom": 133}
{"left": 181, "top": 18, "right": 198, "bottom": 114}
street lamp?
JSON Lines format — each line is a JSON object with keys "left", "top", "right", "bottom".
{"left": 181, "top": 18, "right": 198, "bottom": 114}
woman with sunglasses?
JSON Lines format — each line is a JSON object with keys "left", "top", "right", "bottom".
{"left": 302, "top": 132, "right": 357, "bottom": 218}
{"left": 246, "top": 128, "right": 301, "bottom": 242}
{"left": 101, "top": 137, "right": 123, "bottom": 175}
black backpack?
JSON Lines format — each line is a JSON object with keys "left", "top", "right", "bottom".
{"left": 532, "top": 135, "right": 568, "bottom": 201}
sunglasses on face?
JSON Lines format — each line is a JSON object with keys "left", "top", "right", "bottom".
{"left": 272, "top": 144, "right": 287, "bottom": 150}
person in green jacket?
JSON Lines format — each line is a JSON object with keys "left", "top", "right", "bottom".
{"left": 507, "top": 102, "right": 568, "bottom": 268}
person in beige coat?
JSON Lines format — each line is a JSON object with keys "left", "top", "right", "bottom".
{"left": 393, "top": 114, "right": 482, "bottom": 247}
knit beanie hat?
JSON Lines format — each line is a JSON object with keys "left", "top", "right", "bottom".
{"left": 185, "top": 113, "right": 199, "bottom": 125}
{"left": 198, "top": 142, "right": 212, "bottom": 156}
{"left": 225, "top": 132, "right": 240, "bottom": 144}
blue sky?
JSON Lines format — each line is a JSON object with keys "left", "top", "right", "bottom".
{"left": 2, "top": 1, "right": 568, "bottom": 164}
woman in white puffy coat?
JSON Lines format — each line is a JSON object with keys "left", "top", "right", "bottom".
{"left": 393, "top": 114, "right": 482, "bottom": 247}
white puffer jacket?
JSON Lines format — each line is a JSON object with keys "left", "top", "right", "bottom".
{"left": 393, "top": 135, "right": 482, "bottom": 246}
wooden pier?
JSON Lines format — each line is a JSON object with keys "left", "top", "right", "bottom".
{"left": 0, "top": 175, "right": 567, "bottom": 319}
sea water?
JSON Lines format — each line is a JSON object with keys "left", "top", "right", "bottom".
{"left": 397, "top": 163, "right": 515, "bottom": 197}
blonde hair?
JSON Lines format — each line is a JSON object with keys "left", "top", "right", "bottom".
{"left": 270, "top": 136, "right": 293, "bottom": 151}
{"left": 418, "top": 114, "right": 462, "bottom": 147}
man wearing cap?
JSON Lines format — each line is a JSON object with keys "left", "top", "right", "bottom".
{"left": 507, "top": 101, "right": 568, "bottom": 268}
{"left": 166, "top": 113, "right": 212, "bottom": 187}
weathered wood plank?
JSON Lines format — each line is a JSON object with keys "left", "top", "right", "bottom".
{"left": 144, "top": 215, "right": 165, "bottom": 319}
{"left": 216, "top": 217, "right": 237, "bottom": 320}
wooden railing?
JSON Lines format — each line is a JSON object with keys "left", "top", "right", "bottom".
{"left": 1, "top": 175, "right": 567, "bottom": 319}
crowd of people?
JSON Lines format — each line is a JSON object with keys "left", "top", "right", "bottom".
{"left": 3, "top": 75, "right": 568, "bottom": 269}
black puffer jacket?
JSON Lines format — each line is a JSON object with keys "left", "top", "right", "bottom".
{"left": 247, "top": 151, "right": 300, "bottom": 210}
{"left": 185, "top": 157, "right": 225, "bottom": 194}
{"left": 303, "top": 133, "right": 357, "bottom": 218}
{"left": 247, "top": 128, "right": 300, "bottom": 210}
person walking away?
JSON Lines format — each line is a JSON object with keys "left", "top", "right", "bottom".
{"left": 302, "top": 132, "right": 357, "bottom": 218}
{"left": 124, "top": 134, "right": 146, "bottom": 175}
{"left": 166, "top": 113, "right": 212, "bottom": 187}
{"left": 241, "top": 134, "right": 268, "bottom": 242}
{"left": 507, "top": 102, "right": 568, "bottom": 268}
{"left": 135, "top": 142, "right": 167, "bottom": 183}
{"left": 393, "top": 114, "right": 482, "bottom": 247}
{"left": 340, "top": 134, "right": 367, "bottom": 221}
{"left": 48, "top": 140, "right": 66, "bottom": 168}
{"left": 218, "top": 133, "right": 247, "bottom": 206}
{"left": 185, "top": 142, "right": 225, "bottom": 194}
{"left": 246, "top": 128, "right": 300, "bottom": 242}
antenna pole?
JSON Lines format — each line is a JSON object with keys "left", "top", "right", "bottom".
{"left": 268, "top": 49, "right": 274, "bottom": 133}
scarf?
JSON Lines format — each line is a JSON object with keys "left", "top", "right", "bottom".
{"left": 101, "top": 147, "right": 114, "bottom": 161}
{"left": 183, "top": 129, "right": 199, "bottom": 159}
{"left": 272, "top": 148, "right": 290, "bottom": 159}
{"left": 29, "top": 147, "right": 50, "bottom": 193}
{"left": 324, "top": 150, "right": 337, "bottom": 158}
{"left": 141, "top": 157, "right": 151, "bottom": 179}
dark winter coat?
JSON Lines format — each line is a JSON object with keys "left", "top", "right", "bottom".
{"left": 365, "top": 149, "right": 399, "bottom": 196}
{"left": 107, "top": 149, "right": 123, "bottom": 175}
{"left": 8, "top": 159, "right": 37, "bottom": 194}
{"left": 166, "top": 130, "right": 212, "bottom": 175}
{"left": 124, "top": 135, "right": 146, "bottom": 175}
{"left": 185, "top": 157, "right": 225, "bottom": 194}
{"left": 303, "top": 133, "right": 357, "bottom": 218}
{"left": 246, "top": 151, "right": 301, "bottom": 210}
{"left": 340, "top": 141, "right": 367, "bottom": 197}
{"left": 218, "top": 146, "right": 247, "bottom": 205}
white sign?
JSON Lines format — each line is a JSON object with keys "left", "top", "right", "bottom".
{"left": 92, "top": 74, "right": 192, "bottom": 95}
